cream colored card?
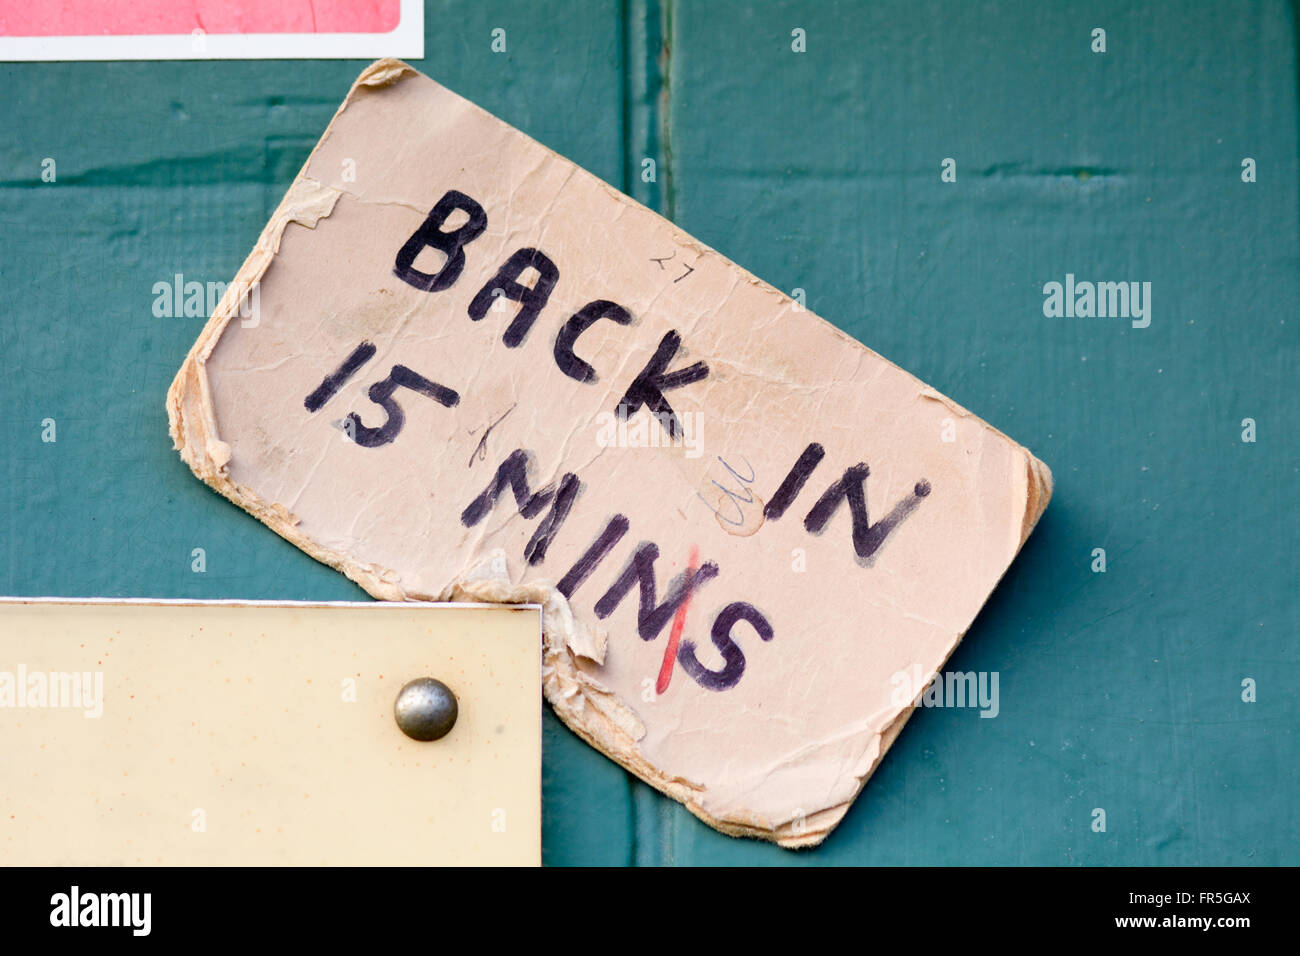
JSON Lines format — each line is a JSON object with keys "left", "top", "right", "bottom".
{"left": 0, "top": 600, "right": 541, "bottom": 865}
{"left": 167, "top": 60, "right": 1051, "bottom": 847}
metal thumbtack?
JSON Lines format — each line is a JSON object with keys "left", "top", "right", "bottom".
{"left": 394, "top": 678, "right": 459, "bottom": 741}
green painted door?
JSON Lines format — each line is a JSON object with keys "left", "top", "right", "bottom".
{"left": 2, "top": 0, "right": 1295, "bottom": 865}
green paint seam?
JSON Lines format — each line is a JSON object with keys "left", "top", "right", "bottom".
{"left": 621, "top": 0, "right": 677, "bottom": 867}
{"left": 659, "top": 0, "right": 675, "bottom": 223}
{"left": 621, "top": 0, "right": 673, "bottom": 218}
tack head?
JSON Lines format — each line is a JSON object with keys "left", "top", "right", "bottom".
{"left": 394, "top": 678, "right": 459, "bottom": 741}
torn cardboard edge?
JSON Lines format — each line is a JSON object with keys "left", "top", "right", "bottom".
{"left": 167, "top": 58, "right": 1052, "bottom": 848}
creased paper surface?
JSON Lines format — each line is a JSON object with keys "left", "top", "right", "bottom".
{"left": 167, "top": 59, "right": 1051, "bottom": 847}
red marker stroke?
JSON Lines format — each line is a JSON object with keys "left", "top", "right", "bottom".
{"left": 656, "top": 545, "right": 699, "bottom": 695}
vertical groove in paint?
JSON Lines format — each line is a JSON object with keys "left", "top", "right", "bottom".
{"left": 624, "top": 0, "right": 670, "bottom": 216}
{"left": 659, "top": 0, "right": 675, "bottom": 223}
{"left": 621, "top": 0, "right": 677, "bottom": 867}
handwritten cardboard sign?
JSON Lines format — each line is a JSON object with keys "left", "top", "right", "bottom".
{"left": 168, "top": 59, "right": 1052, "bottom": 847}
